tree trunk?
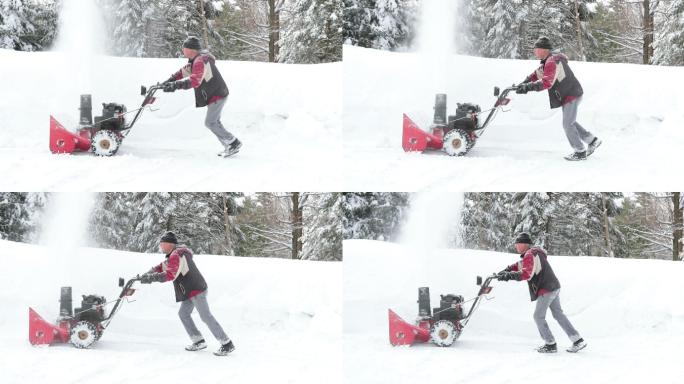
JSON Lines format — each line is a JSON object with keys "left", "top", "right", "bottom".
{"left": 673, "top": 192, "right": 683, "bottom": 261}
{"left": 222, "top": 194, "right": 232, "bottom": 255}
{"left": 601, "top": 193, "right": 614, "bottom": 257}
{"left": 574, "top": 0, "right": 584, "bottom": 60}
{"left": 291, "top": 192, "right": 303, "bottom": 259}
{"left": 198, "top": 0, "right": 209, "bottom": 48}
{"left": 642, "top": 0, "right": 653, "bottom": 64}
{"left": 268, "top": 0, "right": 280, "bottom": 62}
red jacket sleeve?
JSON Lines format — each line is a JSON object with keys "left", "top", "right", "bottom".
{"left": 149, "top": 263, "right": 163, "bottom": 273}
{"left": 188, "top": 59, "right": 205, "bottom": 89}
{"left": 519, "top": 251, "right": 535, "bottom": 280}
{"left": 164, "top": 252, "right": 181, "bottom": 281}
{"left": 538, "top": 59, "right": 557, "bottom": 90}
{"left": 527, "top": 70, "right": 538, "bottom": 83}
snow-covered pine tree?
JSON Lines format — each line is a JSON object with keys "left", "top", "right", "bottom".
{"left": 107, "top": 0, "right": 157, "bottom": 57}
{"left": 280, "top": 0, "right": 342, "bottom": 63}
{"left": 90, "top": 193, "right": 138, "bottom": 250}
{"left": 510, "top": 192, "right": 553, "bottom": 249}
{"left": 343, "top": 0, "right": 414, "bottom": 50}
{"left": 653, "top": 0, "right": 684, "bottom": 65}
{"left": 301, "top": 193, "right": 343, "bottom": 261}
{"left": 461, "top": 192, "right": 515, "bottom": 252}
{"left": 0, "top": 0, "right": 57, "bottom": 51}
{"left": 129, "top": 192, "right": 176, "bottom": 252}
{"left": 341, "top": 192, "right": 409, "bottom": 241}
{"left": 478, "top": 0, "right": 526, "bottom": 59}
{"left": 0, "top": 192, "right": 45, "bottom": 242}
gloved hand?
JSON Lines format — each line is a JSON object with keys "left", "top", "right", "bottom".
{"left": 140, "top": 272, "right": 166, "bottom": 284}
{"left": 163, "top": 81, "right": 179, "bottom": 93}
{"left": 497, "top": 271, "right": 522, "bottom": 281}
{"left": 516, "top": 82, "right": 534, "bottom": 94}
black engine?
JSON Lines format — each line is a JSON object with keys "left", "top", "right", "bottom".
{"left": 79, "top": 94, "right": 127, "bottom": 131}
{"left": 75, "top": 294, "right": 107, "bottom": 323}
{"left": 433, "top": 294, "right": 465, "bottom": 322}
{"left": 448, "top": 103, "right": 481, "bottom": 131}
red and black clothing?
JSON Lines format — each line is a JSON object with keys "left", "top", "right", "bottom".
{"left": 149, "top": 246, "right": 208, "bottom": 302}
{"left": 168, "top": 51, "right": 229, "bottom": 108}
{"left": 525, "top": 53, "right": 584, "bottom": 109}
{"left": 506, "top": 246, "right": 561, "bottom": 301}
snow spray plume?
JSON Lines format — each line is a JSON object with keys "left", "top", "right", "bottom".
{"left": 39, "top": 193, "right": 95, "bottom": 285}
{"left": 398, "top": 192, "right": 464, "bottom": 285}
{"left": 51, "top": 0, "right": 106, "bottom": 124}
{"left": 416, "top": 0, "right": 459, "bottom": 95}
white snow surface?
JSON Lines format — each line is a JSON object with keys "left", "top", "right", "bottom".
{"left": 344, "top": 239, "right": 684, "bottom": 384}
{"left": 0, "top": 49, "right": 342, "bottom": 191}
{"left": 0, "top": 239, "right": 341, "bottom": 384}
{"left": 343, "top": 45, "right": 684, "bottom": 191}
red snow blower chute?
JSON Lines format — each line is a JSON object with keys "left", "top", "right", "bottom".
{"left": 402, "top": 85, "right": 519, "bottom": 156}
{"left": 49, "top": 84, "right": 163, "bottom": 156}
{"left": 388, "top": 274, "right": 497, "bottom": 347}
{"left": 29, "top": 276, "right": 140, "bottom": 348}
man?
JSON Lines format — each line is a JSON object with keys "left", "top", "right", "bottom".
{"left": 162, "top": 36, "right": 241, "bottom": 157}
{"left": 497, "top": 232, "right": 587, "bottom": 353}
{"left": 517, "top": 36, "right": 602, "bottom": 161}
{"left": 140, "top": 231, "right": 235, "bottom": 356}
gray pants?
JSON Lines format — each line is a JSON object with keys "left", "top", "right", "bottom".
{"left": 562, "top": 97, "right": 595, "bottom": 153}
{"left": 205, "top": 97, "right": 236, "bottom": 147}
{"left": 533, "top": 289, "right": 581, "bottom": 345}
{"left": 178, "top": 290, "right": 230, "bottom": 345}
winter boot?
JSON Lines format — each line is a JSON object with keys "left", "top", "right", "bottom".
{"left": 536, "top": 343, "right": 558, "bottom": 353}
{"left": 218, "top": 138, "right": 242, "bottom": 157}
{"left": 566, "top": 338, "right": 587, "bottom": 353}
{"left": 564, "top": 151, "right": 587, "bottom": 161}
{"left": 185, "top": 339, "right": 207, "bottom": 351}
{"left": 587, "top": 138, "right": 602, "bottom": 156}
{"left": 214, "top": 340, "right": 235, "bottom": 356}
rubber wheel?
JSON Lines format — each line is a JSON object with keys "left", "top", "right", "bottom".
{"left": 90, "top": 130, "right": 121, "bottom": 156}
{"left": 69, "top": 321, "right": 99, "bottom": 349}
{"left": 442, "top": 129, "right": 471, "bottom": 156}
{"left": 430, "top": 320, "right": 461, "bottom": 347}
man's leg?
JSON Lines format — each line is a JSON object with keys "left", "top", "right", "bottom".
{"left": 549, "top": 290, "right": 582, "bottom": 343}
{"left": 533, "top": 290, "right": 558, "bottom": 345}
{"left": 191, "top": 290, "right": 231, "bottom": 344}
{"left": 570, "top": 98, "right": 595, "bottom": 144}
{"left": 178, "top": 298, "right": 203, "bottom": 342}
{"left": 204, "top": 97, "right": 236, "bottom": 147}
{"left": 562, "top": 98, "right": 592, "bottom": 153}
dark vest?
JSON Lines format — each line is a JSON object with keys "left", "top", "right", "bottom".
{"left": 540, "top": 54, "right": 584, "bottom": 109}
{"left": 167, "top": 247, "right": 207, "bottom": 302}
{"left": 189, "top": 52, "right": 229, "bottom": 108}
{"left": 524, "top": 247, "right": 561, "bottom": 301}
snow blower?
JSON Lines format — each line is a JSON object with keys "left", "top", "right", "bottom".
{"left": 49, "top": 84, "right": 163, "bottom": 156}
{"left": 402, "top": 85, "right": 519, "bottom": 156}
{"left": 388, "top": 274, "right": 497, "bottom": 347}
{"left": 29, "top": 276, "right": 140, "bottom": 348}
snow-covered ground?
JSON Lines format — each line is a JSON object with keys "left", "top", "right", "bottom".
{"left": 343, "top": 45, "right": 684, "bottom": 191}
{"left": 0, "top": 49, "right": 342, "bottom": 191}
{"left": 344, "top": 239, "right": 684, "bottom": 384}
{"left": 0, "top": 239, "right": 341, "bottom": 384}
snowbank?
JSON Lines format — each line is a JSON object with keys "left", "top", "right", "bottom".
{"left": 343, "top": 45, "right": 684, "bottom": 190}
{"left": 0, "top": 240, "right": 341, "bottom": 384}
{"left": 344, "top": 239, "right": 684, "bottom": 384}
{"left": 0, "top": 49, "right": 342, "bottom": 190}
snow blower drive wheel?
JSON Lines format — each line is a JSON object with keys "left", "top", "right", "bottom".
{"left": 430, "top": 320, "right": 460, "bottom": 347}
{"left": 70, "top": 321, "right": 99, "bottom": 349}
{"left": 90, "top": 130, "right": 121, "bottom": 157}
{"left": 442, "top": 129, "right": 471, "bottom": 156}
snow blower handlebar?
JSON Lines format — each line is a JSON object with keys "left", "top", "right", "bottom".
{"left": 462, "top": 274, "right": 498, "bottom": 326}
{"left": 98, "top": 276, "right": 141, "bottom": 323}
{"left": 477, "top": 85, "right": 519, "bottom": 131}
{"left": 124, "top": 84, "right": 163, "bottom": 130}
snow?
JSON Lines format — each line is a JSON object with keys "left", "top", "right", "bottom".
{"left": 343, "top": 45, "right": 684, "bottom": 190}
{"left": 0, "top": 49, "right": 342, "bottom": 190}
{"left": 0, "top": 239, "right": 342, "bottom": 384}
{"left": 344, "top": 239, "right": 684, "bottom": 384}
